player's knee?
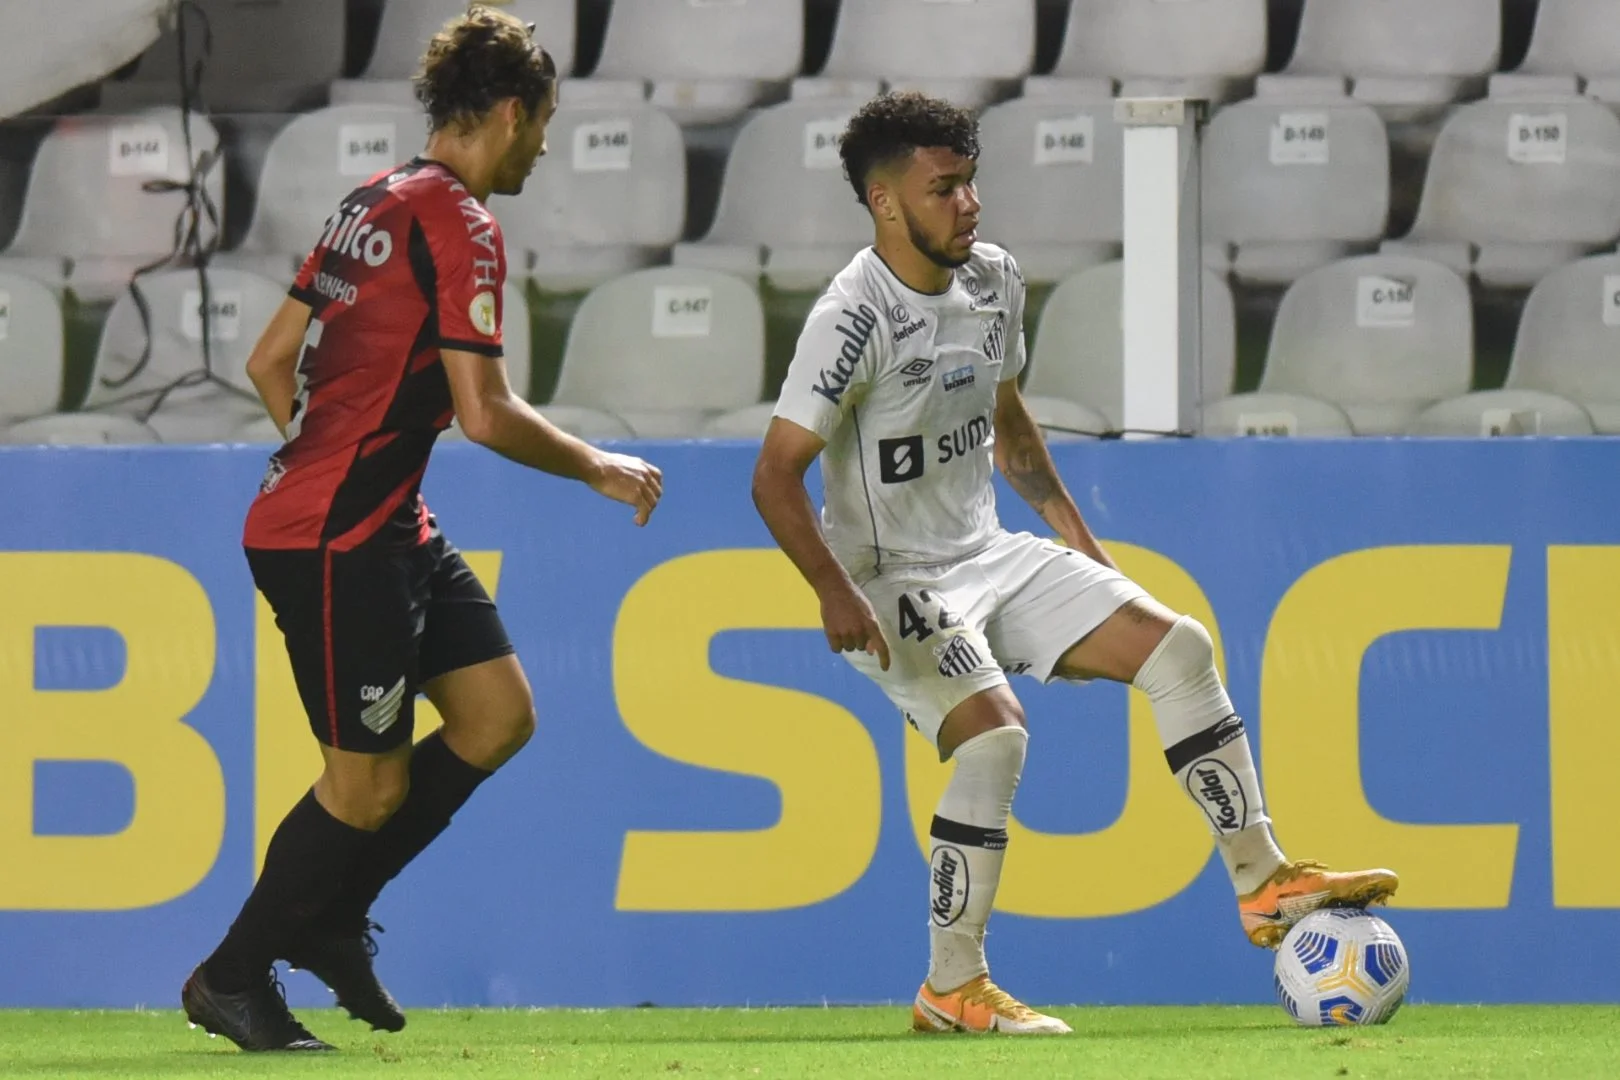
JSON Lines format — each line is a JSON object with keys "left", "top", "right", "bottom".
{"left": 956, "top": 724, "right": 1028, "bottom": 777}
{"left": 504, "top": 702, "right": 537, "bottom": 755}
{"left": 321, "top": 768, "right": 410, "bottom": 830}
{"left": 1132, "top": 614, "right": 1215, "bottom": 694}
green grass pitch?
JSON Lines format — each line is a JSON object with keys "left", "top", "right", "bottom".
{"left": 1, "top": 1005, "right": 1617, "bottom": 1078}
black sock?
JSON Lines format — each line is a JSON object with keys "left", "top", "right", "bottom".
{"left": 317, "top": 732, "right": 492, "bottom": 934}
{"left": 202, "top": 790, "right": 374, "bottom": 993}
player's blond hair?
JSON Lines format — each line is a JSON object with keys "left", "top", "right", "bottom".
{"left": 415, "top": 4, "right": 557, "bottom": 133}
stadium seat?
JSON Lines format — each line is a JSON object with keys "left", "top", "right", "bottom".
{"left": 1519, "top": 1, "right": 1620, "bottom": 89}
{"left": 1200, "top": 392, "right": 1355, "bottom": 437}
{"left": 701, "top": 401, "right": 779, "bottom": 439}
{"left": 0, "top": 271, "right": 65, "bottom": 430}
{"left": 1231, "top": 254, "right": 1473, "bottom": 435}
{"left": 1502, "top": 252, "right": 1620, "bottom": 433}
{"left": 1021, "top": 395, "right": 1113, "bottom": 442}
{"left": 975, "top": 89, "right": 1124, "bottom": 284}
{"left": 1407, "top": 389, "right": 1595, "bottom": 437}
{"left": 3, "top": 412, "right": 162, "bottom": 445}
{"left": 591, "top": 0, "right": 801, "bottom": 126}
{"left": 332, "top": 0, "right": 577, "bottom": 108}
{"left": 1383, "top": 92, "right": 1620, "bottom": 288}
{"left": 1284, "top": 0, "right": 1500, "bottom": 115}
{"left": 233, "top": 413, "right": 283, "bottom": 444}
{"left": 81, "top": 267, "right": 283, "bottom": 443}
{"left": 105, "top": 0, "right": 345, "bottom": 113}
{"left": 1202, "top": 92, "right": 1390, "bottom": 285}
{"left": 225, "top": 104, "right": 427, "bottom": 282}
{"left": 814, "top": 0, "right": 1036, "bottom": 109}
{"left": 498, "top": 279, "right": 533, "bottom": 399}
{"left": 1052, "top": 0, "right": 1268, "bottom": 104}
{"left": 552, "top": 268, "right": 764, "bottom": 437}
{"left": 503, "top": 100, "right": 686, "bottom": 292}
{"left": 1022, "top": 261, "right": 1236, "bottom": 431}
{"left": 4, "top": 107, "right": 224, "bottom": 295}
{"left": 673, "top": 98, "right": 870, "bottom": 290}
{"left": 534, "top": 405, "right": 636, "bottom": 440}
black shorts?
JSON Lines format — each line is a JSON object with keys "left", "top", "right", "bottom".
{"left": 247, "top": 525, "right": 515, "bottom": 752}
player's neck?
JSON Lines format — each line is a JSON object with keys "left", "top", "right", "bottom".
{"left": 420, "top": 133, "right": 497, "bottom": 202}
{"left": 873, "top": 237, "right": 953, "bottom": 296}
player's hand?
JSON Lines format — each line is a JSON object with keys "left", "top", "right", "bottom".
{"left": 588, "top": 451, "right": 663, "bottom": 526}
{"left": 820, "top": 582, "right": 891, "bottom": 671}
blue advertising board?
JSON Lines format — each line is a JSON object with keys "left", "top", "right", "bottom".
{"left": 1, "top": 439, "right": 1617, "bottom": 1008}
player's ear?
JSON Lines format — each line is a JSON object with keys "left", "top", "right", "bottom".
{"left": 868, "top": 180, "right": 895, "bottom": 223}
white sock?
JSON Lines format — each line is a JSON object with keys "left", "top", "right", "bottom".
{"left": 1133, "top": 615, "right": 1287, "bottom": 896}
{"left": 927, "top": 726, "right": 1026, "bottom": 992}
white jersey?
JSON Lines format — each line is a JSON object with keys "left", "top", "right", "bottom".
{"left": 774, "top": 243, "right": 1028, "bottom": 579}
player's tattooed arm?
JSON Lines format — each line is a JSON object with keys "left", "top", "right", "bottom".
{"left": 993, "top": 379, "right": 1119, "bottom": 571}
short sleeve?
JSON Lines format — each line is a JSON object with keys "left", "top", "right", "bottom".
{"left": 773, "top": 292, "right": 885, "bottom": 441}
{"left": 288, "top": 224, "right": 325, "bottom": 305}
{"left": 420, "top": 194, "right": 506, "bottom": 357}
{"left": 1001, "top": 253, "right": 1028, "bottom": 383}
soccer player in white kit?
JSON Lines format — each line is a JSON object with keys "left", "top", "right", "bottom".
{"left": 751, "top": 93, "right": 1401, "bottom": 1035}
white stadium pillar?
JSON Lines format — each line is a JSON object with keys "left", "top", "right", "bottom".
{"left": 1115, "top": 97, "right": 1208, "bottom": 437}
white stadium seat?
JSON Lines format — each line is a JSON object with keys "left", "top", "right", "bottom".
{"left": 1238, "top": 254, "right": 1473, "bottom": 435}
{"left": 1385, "top": 92, "right": 1620, "bottom": 288}
{"left": 105, "top": 0, "right": 345, "bottom": 113}
{"left": 5, "top": 107, "right": 224, "bottom": 295}
{"left": 0, "top": 271, "right": 65, "bottom": 429}
{"left": 1503, "top": 252, "right": 1620, "bottom": 433}
{"left": 1053, "top": 0, "right": 1268, "bottom": 104}
{"left": 673, "top": 98, "right": 871, "bottom": 291}
{"left": 503, "top": 100, "right": 687, "bottom": 293}
{"left": 593, "top": 0, "right": 801, "bottom": 126}
{"left": 1023, "top": 261, "right": 1236, "bottom": 431}
{"left": 975, "top": 90, "right": 1124, "bottom": 284}
{"left": 332, "top": 0, "right": 577, "bottom": 107}
{"left": 1285, "top": 0, "right": 1500, "bottom": 115}
{"left": 82, "top": 267, "right": 284, "bottom": 443}
{"left": 816, "top": 0, "right": 1036, "bottom": 109}
{"left": 1201, "top": 392, "right": 1356, "bottom": 437}
{"left": 4, "top": 413, "right": 162, "bottom": 445}
{"left": 1407, "top": 389, "right": 1595, "bottom": 437}
{"left": 1202, "top": 92, "right": 1390, "bottom": 285}
{"left": 552, "top": 268, "right": 764, "bottom": 437}
{"left": 224, "top": 104, "right": 427, "bottom": 282}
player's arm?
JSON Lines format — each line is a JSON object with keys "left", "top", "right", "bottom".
{"left": 993, "top": 377, "right": 1117, "bottom": 570}
{"left": 244, "top": 296, "right": 315, "bottom": 434}
{"left": 443, "top": 350, "right": 662, "bottom": 526}
{"left": 752, "top": 417, "right": 889, "bottom": 670}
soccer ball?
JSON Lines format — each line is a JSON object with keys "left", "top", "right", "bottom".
{"left": 1273, "top": 909, "right": 1410, "bottom": 1027}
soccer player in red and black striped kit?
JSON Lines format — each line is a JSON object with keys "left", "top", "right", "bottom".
{"left": 182, "top": 7, "right": 663, "bottom": 1052}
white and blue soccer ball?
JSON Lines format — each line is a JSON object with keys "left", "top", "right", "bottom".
{"left": 1273, "top": 909, "right": 1410, "bottom": 1027}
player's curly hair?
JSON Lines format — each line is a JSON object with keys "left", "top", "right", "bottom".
{"left": 415, "top": 4, "right": 557, "bottom": 133}
{"left": 838, "top": 92, "right": 981, "bottom": 207}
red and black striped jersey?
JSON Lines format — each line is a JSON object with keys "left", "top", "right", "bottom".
{"left": 244, "top": 158, "right": 507, "bottom": 552}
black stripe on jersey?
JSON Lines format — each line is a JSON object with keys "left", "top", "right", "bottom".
{"left": 850, "top": 405, "right": 883, "bottom": 574}
{"left": 441, "top": 337, "right": 502, "bottom": 358}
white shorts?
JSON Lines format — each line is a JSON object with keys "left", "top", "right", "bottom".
{"left": 846, "top": 530, "right": 1148, "bottom": 749}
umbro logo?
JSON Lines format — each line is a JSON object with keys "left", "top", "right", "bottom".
{"left": 900, "top": 356, "right": 934, "bottom": 386}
